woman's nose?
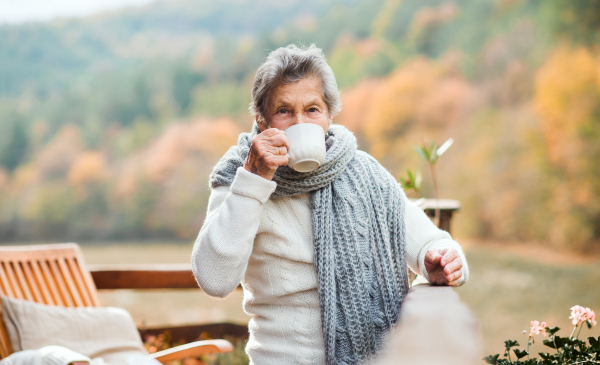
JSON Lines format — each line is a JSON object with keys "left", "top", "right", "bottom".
{"left": 291, "top": 111, "right": 307, "bottom": 125}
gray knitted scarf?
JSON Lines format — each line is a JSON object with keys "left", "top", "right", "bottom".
{"left": 209, "top": 123, "right": 409, "bottom": 365}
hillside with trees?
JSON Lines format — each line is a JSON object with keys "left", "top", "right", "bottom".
{"left": 1, "top": 0, "right": 599, "bottom": 249}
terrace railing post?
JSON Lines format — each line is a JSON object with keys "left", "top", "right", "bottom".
{"left": 412, "top": 198, "right": 460, "bottom": 234}
{"left": 373, "top": 285, "right": 481, "bottom": 365}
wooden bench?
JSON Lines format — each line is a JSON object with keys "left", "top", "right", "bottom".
{"left": 88, "top": 263, "right": 247, "bottom": 342}
{"left": 0, "top": 244, "right": 233, "bottom": 362}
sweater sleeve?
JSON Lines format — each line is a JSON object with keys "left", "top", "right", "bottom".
{"left": 403, "top": 195, "right": 469, "bottom": 286}
{"left": 191, "top": 167, "right": 277, "bottom": 297}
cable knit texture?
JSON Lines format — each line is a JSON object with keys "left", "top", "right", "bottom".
{"left": 209, "top": 124, "right": 409, "bottom": 365}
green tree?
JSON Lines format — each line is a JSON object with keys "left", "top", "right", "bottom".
{"left": 0, "top": 120, "right": 28, "bottom": 172}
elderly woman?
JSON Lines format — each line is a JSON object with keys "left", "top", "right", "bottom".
{"left": 192, "top": 44, "right": 469, "bottom": 365}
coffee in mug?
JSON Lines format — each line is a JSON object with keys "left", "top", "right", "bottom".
{"left": 284, "top": 123, "right": 326, "bottom": 172}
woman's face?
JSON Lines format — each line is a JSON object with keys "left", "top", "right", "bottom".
{"left": 259, "top": 75, "right": 330, "bottom": 133}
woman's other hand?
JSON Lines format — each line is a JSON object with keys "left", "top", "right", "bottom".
{"left": 424, "top": 248, "right": 463, "bottom": 286}
{"left": 244, "top": 128, "right": 289, "bottom": 180}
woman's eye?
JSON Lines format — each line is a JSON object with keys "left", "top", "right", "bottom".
{"left": 279, "top": 109, "right": 287, "bottom": 114}
{"left": 308, "top": 108, "right": 317, "bottom": 113}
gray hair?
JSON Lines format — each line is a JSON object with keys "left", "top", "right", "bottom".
{"left": 249, "top": 44, "right": 342, "bottom": 125}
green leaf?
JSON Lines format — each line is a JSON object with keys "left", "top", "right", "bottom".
{"left": 483, "top": 354, "right": 499, "bottom": 364}
{"left": 538, "top": 352, "right": 552, "bottom": 360}
{"left": 513, "top": 348, "right": 528, "bottom": 359}
{"left": 543, "top": 339, "right": 556, "bottom": 349}
{"left": 399, "top": 169, "right": 422, "bottom": 193}
{"left": 554, "top": 335, "right": 573, "bottom": 348}
{"left": 414, "top": 146, "right": 430, "bottom": 162}
{"left": 546, "top": 326, "right": 560, "bottom": 335}
{"left": 504, "top": 339, "right": 520, "bottom": 350}
{"left": 589, "top": 336, "right": 600, "bottom": 351}
{"left": 399, "top": 178, "right": 410, "bottom": 190}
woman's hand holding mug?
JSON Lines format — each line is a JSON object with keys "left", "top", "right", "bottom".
{"left": 244, "top": 128, "right": 289, "bottom": 181}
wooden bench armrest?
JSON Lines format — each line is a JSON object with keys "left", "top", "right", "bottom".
{"left": 89, "top": 264, "right": 199, "bottom": 289}
{"left": 89, "top": 264, "right": 244, "bottom": 290}
{"left": 149, "top": 339, "right": 234, "bottom": 363}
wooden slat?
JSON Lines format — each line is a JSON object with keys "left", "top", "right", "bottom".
{"left": 30, "top": 261, "right": 54, "bottom": 305}
{"left": 11, "top": 262, "right": 33, "bottom": 301}
{"left": 48, "top": 259, "right": 74, "bottom": 307}
{"left": 89, "top": 264, "right": 199, "bottom": 290}
{"left": 3, "top": 262, "right": 23, "bottom": 300}
{"left": 0, "top": 318, "right": 12, "bottom": 359}
{"left": 66, "top": 257, "right": 93, "bottom": 306}
{"left": 39, "top": 260, "right": 62, "bottom": 306}
{"left": 0, "top": 263, "right": 14, "bottom": 297}
{"left": 71, "top": 250, "right": 101, "bottom": 307}
{"left": 21, "top": 261, "right": 43, "bottom": 303}
{"left": 57, "top": 257, "right": 83, "bottom": 307}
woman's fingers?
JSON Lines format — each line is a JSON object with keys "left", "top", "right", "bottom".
{"left": 260, "top": 128, "right": 289, "bottom": 148}
{"left": 255, "top": 129, "right": 290, "bottom": 156}
{"left": 443, "top": 256, "right": 463, "bottom": 276}
{"left": 446, "top": 277, "right": 460, "bottom": 287}
{"left": 243, "top": 128, "right": 290, "bottom": 180}
{"left": 425, "top": 249, "right": 443, "bottom": 266}
{"left": 445, "top": 269, "right": 462, "bottom": 284}
{"left": 440, "top": 248, "right": 459, "bottom": 267}
{"left": 425, "top": 248, "right": 463, "bottom": 286}
{"left": 266, "top": 145, "right": 287, "bottom": 156}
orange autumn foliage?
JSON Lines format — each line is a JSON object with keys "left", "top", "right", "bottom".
{"left": 533, "top": 45, "right": 600, "bottom": 246}
{"left": 68, "top": 152, "right": 110, "bottom": 186}
{"left": 360, "top": 57, "right": 471, "bottom": 160}
{"left": 336, "top": 79, "right": 383, "bottom": 136}
{"left": 36, "top": 125, "right": 84, "bottom": 179}
{"left": 535, "top": 45, "right": 600, "bottom": 169}
{"left": 143, "top": 117, "right": 241, "bottom": 183}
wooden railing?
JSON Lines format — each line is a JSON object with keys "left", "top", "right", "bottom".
{"left": 374, "top": 284, "right": 482, "bottom": 365}
{"left": 90, "top": 265, "right": 481, "bottom": 363}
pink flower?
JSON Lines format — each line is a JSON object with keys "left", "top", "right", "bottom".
{"left": 585, "top": 307, "right": 596, "bottom": 327}
{"left": 570, "top": 305, "right": 586, "bottom": 326}
{"left": 529, "top": 320, "right": 547, "bottom": 337}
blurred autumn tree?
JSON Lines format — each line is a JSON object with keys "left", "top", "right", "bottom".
{"left": 534, "top": 45, "right": 600, "bottom": 247}
{"left": 541, "top": 0, "right": 600, "bottom": 46}
{"left": 0, "top": 119, "right": 29, "bottom": 172}
{"left": 0, "top": 0, "right": 599, "bottom": 248}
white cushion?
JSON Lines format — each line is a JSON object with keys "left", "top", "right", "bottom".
{"left": 0, "top": 345, "right": 106, "bottom": 365}
{"left": 1, "top": 296, "right": 147, "bottom": 365}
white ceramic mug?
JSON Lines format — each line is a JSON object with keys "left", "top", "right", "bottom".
{"left": 284, "top": 123, "right": 326, "bottom": 172}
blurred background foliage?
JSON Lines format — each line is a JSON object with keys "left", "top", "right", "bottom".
{"left": 1, "top": 0, "right": 600, "bottom": 250}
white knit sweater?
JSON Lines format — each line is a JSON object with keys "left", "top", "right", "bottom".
{"left": 191, "top": 167, "right": 469, "bottom": 365}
